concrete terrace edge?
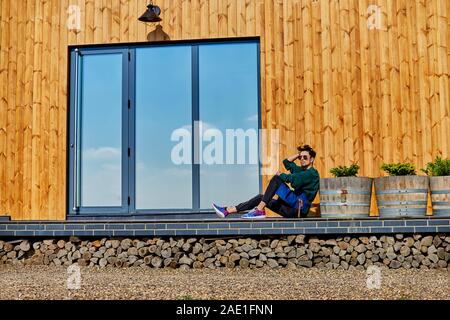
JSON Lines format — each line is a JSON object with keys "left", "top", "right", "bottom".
{"left": 0, "top": 217, "right": 449, "bottom": 237}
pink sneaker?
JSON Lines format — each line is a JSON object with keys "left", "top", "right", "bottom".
{"left": 212, "top": 203, "right": 229, "bottom": 218}
{"left": 241, "top": 208, "right": 266, "bottom": 219}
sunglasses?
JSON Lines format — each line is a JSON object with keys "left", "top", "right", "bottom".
{"left": 299, "top": 155, "right": 310, "bottom": 160}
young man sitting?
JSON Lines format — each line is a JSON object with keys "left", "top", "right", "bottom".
{"left": 213, "top": 144, "right": 320, "bottom": 219}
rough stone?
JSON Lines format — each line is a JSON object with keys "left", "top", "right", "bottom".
{"left": 357, "top": 253, "right": 366, "bottom": 265}
{"left": 229, "top": 253, "right": 240, "bottom": 263}
{"left": 295, "top": 235, "right": 305, "bottom": 244}
{"left": 179, "top": 255, "right": 193, "bottom": 266}
{"left": 330, "top": 254, "right": 340, "bottom": 264}
{"left": 400, "top": 246, "right": 411, "bottom": 257}
{"left": 248, "top": 249, "right": 261, "bottom": 257}
{"left": 420, "top": 236, "right": 433, "bottom": 247}
{"left": 298, "top": 260, "right": 313, "bottom": 268}
{"left": 151, "top": 257, "right": 162, "bottom": 268}
{"left": 428, "top": 254, "right": 439, "bottom": 264}
{"left": 267, "top": 259, "right": 278, "bottom": 268}
{"left": 239, "top": 259, "right": 250, "bottom": 268}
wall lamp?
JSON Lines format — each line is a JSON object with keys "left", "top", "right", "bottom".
{"left": 138, "top": 1, "right": 162, "bottom": 23}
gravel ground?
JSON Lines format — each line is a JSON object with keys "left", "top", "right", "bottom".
{"left": 0, "top": 265, "right": 448, "bottom": 300}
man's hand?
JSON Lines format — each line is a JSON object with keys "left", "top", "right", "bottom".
{"left": 287, "top": 153, "right": 300, "bottom": 162}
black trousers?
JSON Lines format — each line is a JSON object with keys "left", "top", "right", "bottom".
{"left": 235, "top": 175, "right": 299, "bottom": 218}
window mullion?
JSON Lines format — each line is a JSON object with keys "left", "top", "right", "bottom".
{"left": 192, "top": 45, "right": 200, "bottom": 211}
{"left": 128, "top": 48, "right": 136, "bottom": 214}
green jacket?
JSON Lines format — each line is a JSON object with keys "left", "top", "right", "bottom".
{"left": 279, "top": 159, "right": 320, "bottom": 202}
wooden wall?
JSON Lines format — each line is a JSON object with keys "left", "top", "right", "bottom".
{"left": 0, "top": 0, "right": 449, "bottom": 220}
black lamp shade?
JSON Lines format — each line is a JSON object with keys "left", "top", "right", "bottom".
{"left": 138, "top": 4, "right": 162, "bottom": 23}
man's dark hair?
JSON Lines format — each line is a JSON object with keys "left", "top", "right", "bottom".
{"left": 297, "top": 144, "right": 316, "bottom": 158}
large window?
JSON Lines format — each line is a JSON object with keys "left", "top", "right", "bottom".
{"left": 69, "top": 39, "right": 260, "bottom": 215}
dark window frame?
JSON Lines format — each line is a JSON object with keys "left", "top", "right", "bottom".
{"left": 68, "top": 37, "right": 262, "bottom": 216}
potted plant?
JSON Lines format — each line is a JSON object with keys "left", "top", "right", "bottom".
{"left": 320, "top": 164, "right": 373, "bottom": 219}
{"left": 422, "top": 156, "right": 450, "bottom": 217}
{"left": 374, "top": 162, "right": 429, "bottom": 218}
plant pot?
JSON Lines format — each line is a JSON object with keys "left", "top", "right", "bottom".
{"left": 374, "top": 176, "right": 429, "bottom": 218}
{"left": 429, "top": 176, "right": 450, "bottom": 217}
{"left": 319, "top": 177, "right": 373, "bottom": 219}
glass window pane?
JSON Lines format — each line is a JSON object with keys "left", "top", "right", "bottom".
{"left": 135, "top": 46, "right": 192, "bottom": 209}
{"left": 80, "top": 54, "right": 122, "bottom": 207}
{"left": 199, "top": 43, "right": 260, "bottom": 209}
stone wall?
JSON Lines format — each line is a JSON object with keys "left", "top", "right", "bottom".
{"left": 1, "top": 234, "right": 449, "bottom": 270}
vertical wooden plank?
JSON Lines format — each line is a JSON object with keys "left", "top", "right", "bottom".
{"left": 0, "top": 0, "right": 2, "bottom": 64}
{"left": 274, "top": 0, "right": 284, "bottom": 156}
{"left": 378, "top": 0, "right": 393, "bottom": 165}
{"left": 128, "top": 0, "right": 137, "bottom": 42}
{"left": 320, "top": 0, "right": 333, "bottom": 173}
{"left": 6, "top": 0, "right": 17, "bottom": 219}
{"left": 349, "top": 0, "right": 364, "bottom": 170}
{"left": 302, "top": 0, "right": 314, "bottom": 148}
{"left": 236, "top": 0, "right": 245, "bottom": 36}
{"left": 39, "top": 0, "right": 51, "bottom": 217}
{"left": 182, "top": 0, "right": 192, "bottom": 39}
{"left": 22, "top": 0, "right": 36, "bottom": 220}
{"left": 369, "top": 1, "right": 381, "bottom": 169}
{"left": 257, "top": 0, "right": 268, "bottom": 190}
{"left": 14, "top": 0, "right": 26, "bottom": 220}
{"left": 111, "top": 0, "right": 120, "bottom": 42}
{"left": 386, "top": 0, "right": 401, "bottom": 166}
{"left": 436, "top": 0, "right": 449, "bottom": 158}
{"left": 264, "top": 0, "right": 275, "bottom": 131}
{"left": 162, "top": 0, "right": 173, "bottom": 38}
{"left": 245, "top": 0, "right": 255, "bottom": 36}
{"left": 160, "top": 0, "right": 174, "bottom": 40}
{"left": 447, "top": 0, "right": 450, "bottom": 143}
{"left": 293, "top": 1, "right": 305, "bottom": 151}
{"left": 339, "top": 0, "right": 354, "bottom": 166}
{"left": 77, "top": 0, "right": 86, "bottom": 44}
{"left": 94, "top": 0, "right": 103, "bottom": 43}
{"left": 190, "top": 0, "right": 200, "bottom": 39}
{"left": 406, "top": 0, "right": 420, "bottom": 165}
{"left": 397, "top": 0, "right": 412, "bottom": 163}
{"left": 119, "top": 0, "right": 129, "bottom": 42}
{"left": 58, "top": 0, "right": 69, "bottom": 219}
{"left": 173, "top": 0, "right": 182, "bottom": 40}
{"left": 257, "top": 0, "right": 264, "bottom": 124}
{"left": 200, "top": 0, "right": 210, "bottom": 38}
{"left": 227, "top": 0, "right": 237, "bottom": 37}
{"left": 218, "top": 0, "right": 227, "bottom": 37}
{"left": 311, "top": 0, "right": 323, "bottom": 171}
{"left": 31, "top": 0, "right": 42, "bottom": 220}
{"left": 102, "top": 0, "right": 112, "bottom": 43}
{"left": 358, "top": 0, "right": 374, "bottom": 176}
{"left": 0, "top": 0, "right": 10, "bottom": 214}
{"left": 263, "top": 0, "right": 277, "bottom": 193}
{"left": 283, "top": 0, "right": 294, "bottom": 159}
{"left": 416, "top": 0, "right": 432, "bottom": 164}
{"left": 209, "top": 0, "right": 219, "bottom": 38}
{"left": 48, "top": 0, "right": 60, "bottom": 218}
{"left": 427, "top": 0, "right": 440, "bottom": 156}
{"left": 330, "top": 0, "right": 343, "bottom": 170}
{"left": 85, "top": 0, "right": 95, "bottom": 43}
{"left": 67, "top": 0, "right": 78, "bottom": 45}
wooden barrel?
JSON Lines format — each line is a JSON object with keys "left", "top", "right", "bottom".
{"left": 430, "top": 176, "right": 450, "bottom": 217}
{"left": 319, "top": 177, "right": 373, "bottom": 219}
{"left": 374, "top": 176, "right": 429, "bottom": 218}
